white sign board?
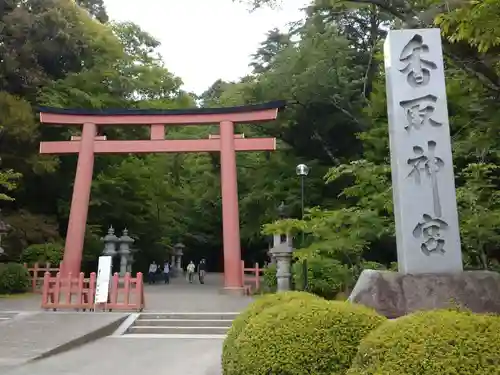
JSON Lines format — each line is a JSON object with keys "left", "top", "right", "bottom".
{"left": 384, "top": 28, "right": 462, "bottom": 274}
{"left": 94, "top": 256, "right": 112, "bottom": 304}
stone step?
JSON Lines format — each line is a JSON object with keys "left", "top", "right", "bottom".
{"left": 0, "top": 312, "right": 17, "bottom": 321}
{"left": 134, "top": 319, "right": 233, "bottom": 327}
{"left": 137, "top": 312, "right": 238, "bottom": 320}
{"left": 127, "top": 325, "right": 230, "bottom": 335}
{"left": 120, "top": 312, "right": 238, "bottom": 337}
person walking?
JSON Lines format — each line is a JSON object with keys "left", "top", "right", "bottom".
{"left": 198, "top": 259, "right": 207, "bottom": 284}
{"left": 186, "top": 261, "right": 196, "bottom": 283}
{"left": 148, "top": 261, "right": 157, "bottom": 284}
{"left": 163, "top": 261, "right": 170, "bottom": 284}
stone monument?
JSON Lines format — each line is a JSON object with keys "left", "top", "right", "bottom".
{"left": 349, "top": 28, "right": 500, "bottom": 317}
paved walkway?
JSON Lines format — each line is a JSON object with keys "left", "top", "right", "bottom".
{"left": 3, "top": 336, "right": 223, "bottom": 375}
{"left": 144, "top": 272, "right": 253, "bottom": 311}
{"left": 0, "top": 273, "right": 252, "bottom": 375}
{"left": 0, "top": 312, "right": 127, "bottom": 372}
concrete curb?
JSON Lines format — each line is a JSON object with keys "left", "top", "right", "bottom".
{"left": 30, "top": 314, "right": 129, "bottom": 362}
{"left": 111, "top": 313, "right": 139, "bottom": 336}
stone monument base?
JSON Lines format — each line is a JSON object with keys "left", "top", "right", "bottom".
{"left": 349, "top": 270, "right": 500, "bottom": 318}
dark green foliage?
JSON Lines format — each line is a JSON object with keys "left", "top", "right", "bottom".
{"left": 0, "top": 263, "right": 30, "bottom": 294}
{"left": 293, "top": 256, "right": 351, "bottom": 299}
{"left": 20, "top": 242, "right": 64, "bottom": 265}
{"left": 348, "top": 310, "right": 500, "bottom": 375}
{"left": 228, "top": 299, "right": 386, "bottom": 375}
{"left": 262, "top": 264, "right": 277, "bottom": 291}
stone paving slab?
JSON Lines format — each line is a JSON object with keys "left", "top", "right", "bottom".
{"left": 0, "top": 295, "right": 41, "bottom": 311}
{"left": 0, "top": 312, "right": 127, "bottom": 371}
{"left": 144, "top": 273, "right": 254, "bottom": 312}
{"left": 3, "top": 336, "right": 223, "bottom": 375}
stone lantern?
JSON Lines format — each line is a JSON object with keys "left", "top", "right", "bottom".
{"left": 269, "top": 201, "right": 294, "bottom": 292}
{"left": 118, "top": 229, "right": 134, "bottom": 276}
{"left": 0, "top": 211, "right": 10, "bottom": 257}
{"left": 274, "top": 201, "right": 290, "bottom": 248}
{"left": 102, "top": 226, "right": 119, "bottom": 257}
{"left": 277, "top": 201, "right": 288, "bottom": 219}
{"left": 173, "top": 242, "right": 185, "bottom": 274}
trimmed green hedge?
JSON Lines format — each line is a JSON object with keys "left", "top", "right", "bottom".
{"left": 222, "top": 291, "right": 320, "bottom": 375}
{"left": 228, "top": 299, "right": 386, "bottom": 375}
{"left": 348, "top": 310, "right": 500, "bottom": 375}
{"left": 0, "top": 263, "right": 30, "bottom": 294}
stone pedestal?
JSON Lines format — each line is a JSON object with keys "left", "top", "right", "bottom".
{"left": 175, "top": 254, "right": 182, "bottom": 271}
{"left": 270, "top": 241, "right": 293, "bottom": 292}
{"left": 173, "top": 243, "right": 185, "bottom": 276}
{"left": 349, "top": 270, "right": 500, "bottom": 318}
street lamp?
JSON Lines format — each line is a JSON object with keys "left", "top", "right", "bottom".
{"left": 295, "top": 164, "right": 310, "bottom": 220}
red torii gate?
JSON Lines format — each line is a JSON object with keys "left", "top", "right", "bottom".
{"left": 38, "top": 101, "right": 285, "bottom": 292}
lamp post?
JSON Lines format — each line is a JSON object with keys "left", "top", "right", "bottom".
{"left": 295, "top": 164, "right": 310, "bottom": 220}
{"left": 296, "top": 164, "right": 309, "bottom": 244}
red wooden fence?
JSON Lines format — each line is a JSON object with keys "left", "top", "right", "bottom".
{"left": 24, "top": 262, "right": 61, "bottom": 293}
{"left": 41, "top": 272, "right": 145, "bottom": 312}
{"left": 241, "top": 261, "right": 263, "bottom": 295}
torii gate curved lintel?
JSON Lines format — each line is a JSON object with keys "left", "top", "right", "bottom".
{"left": 38, "top": 101, "right": 286, "bottom": 292}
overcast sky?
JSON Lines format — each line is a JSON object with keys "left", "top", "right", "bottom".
{"left": 104, "top": 0, "right": 308, "bottom": 94}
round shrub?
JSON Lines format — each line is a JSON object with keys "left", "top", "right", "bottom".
{"left": 0, "top": 262, "right": 30, "bottom": 294}
{"left": 348, "top": 310, "right": 500, "bottom": 375}
{"left": 222, "top": 291, "right": 321, "bottom": 375}
{"left": 230, "top": 299, "right": 386, "bottom": 375}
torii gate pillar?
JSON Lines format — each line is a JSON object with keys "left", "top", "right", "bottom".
{"left": 63, "top": 123, "right": 96, "bottom": 276}
{"left": 220, "top": 120, "right": 242, "bottom": 290}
